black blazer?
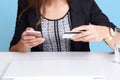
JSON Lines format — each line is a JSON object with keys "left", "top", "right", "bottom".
{"left": 10, "top": 0, "right": 116, "bottom": 51}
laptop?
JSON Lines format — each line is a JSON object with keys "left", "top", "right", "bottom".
{"left": 2, "top": 60, "right": 105, "bottom": 80}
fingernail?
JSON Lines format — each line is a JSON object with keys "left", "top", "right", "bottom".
{"left": 26, "top": 27, "right": 34, "bottom": 31}
{"left": 32, "top": 37, "right": 36, "bottom": 39}
{"left": 71, "top": 37, "right": 75, "bottom": 40}
{"left": 42, "top": 39, "right": 45, "bottom": 42}
{"left": 71, "top": 29, "right": 75, "bottom": 32}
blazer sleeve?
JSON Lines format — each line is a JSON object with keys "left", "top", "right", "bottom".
{"left": 10, "top": 0, "right": 28, "bottom": 49}
{"left": 89, "top": 0, "right": 116, "bottom": 29}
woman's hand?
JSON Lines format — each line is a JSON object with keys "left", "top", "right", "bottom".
{"left": 71, "top": 25, "right": 110, "bottom": 42}
{"left": 20, "top": 27, "right": 45, "bottom": 49}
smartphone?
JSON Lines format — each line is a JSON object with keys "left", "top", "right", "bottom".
{"left": 25, "top": 30, "right": 42, "bottom": 37}
{"left": 62, "top": 30, "right": 86, "bottom": 38}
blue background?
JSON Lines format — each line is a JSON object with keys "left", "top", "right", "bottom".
{"left": 0, "top": 0, "right": 120, "bottom": 52}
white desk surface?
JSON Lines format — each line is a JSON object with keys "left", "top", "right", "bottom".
{"left": 0, "top": 52, "right": 120, "bottom": 80}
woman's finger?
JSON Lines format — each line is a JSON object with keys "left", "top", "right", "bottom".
{"left": 72, "top": 34, "right": 94, "bottom": 42}
{"left": 22, "top": 36, "right": 36, "bottom": 40}
{"left": 28, "top": 38, "right": 45, "bottom": 47}
{"left": 71, "top": 29, "right": 94, "bottom": 40}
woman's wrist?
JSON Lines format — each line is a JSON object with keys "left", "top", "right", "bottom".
{"left": 10, "top": 39, "right": 30, "bottom": 52}
{"left": 103, "top": 27, "right": 114, "bottom": 41}
{"left": 18, "top": 39, "right": 30, "bottom": 52}
{"left": 103, "top": 27, "right": 115, "bottom": 48}
{"left": 103, "top": 36, "right": 113, "bottom": 42}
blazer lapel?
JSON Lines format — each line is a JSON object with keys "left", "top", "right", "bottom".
{"left": 69, "top": 0, "right": 89, "bottom": 30}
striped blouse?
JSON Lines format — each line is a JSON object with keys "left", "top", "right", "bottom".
{"left": 41, "top": 11, "right": 71, "bottom": 52}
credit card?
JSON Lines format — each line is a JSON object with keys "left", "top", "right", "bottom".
{"left": 62, "top": 30, "right": 86, "bottom": 38}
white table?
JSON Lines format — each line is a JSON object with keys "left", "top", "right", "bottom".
{"left": 0, "top": 52, "right": 120, "bottom": 80}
